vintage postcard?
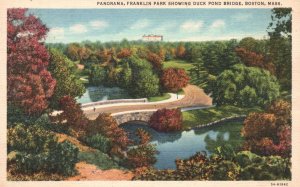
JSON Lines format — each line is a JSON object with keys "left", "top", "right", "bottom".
{"left": 0, "top": 0, "right": 299, "bottom": 186}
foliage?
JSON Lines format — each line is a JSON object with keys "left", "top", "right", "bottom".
{"left": 175, "top": 43, "right": 186, "bottom": 59}
{"left": 78, "top": 150, "right": 121, "bottom": 170}
{"left": 150, "top": 108, "right": 183, "bottom": 132}
{"left": 89, "top": 113, "right": 130, "bottom": 157}
{"left": 160, "top": 68, "right": 190, "bottom": 92}
{"left": 242, "top": 100, "right": 291, "bottom": 158}
{"left": 51, "top": 96, "right": 88, "bottom": 136}
{"left": 134, "top": 149, "right": 291, "bottom": 180}
{"left": 88, "top": 64, "right": 107, "bottom": 86}
{"left": 7, "top": 8, "right": 56, "bottom": 116}
{"left": 125, "top": 128, "right": 157, "bottom": 169}
{"left": 235, "top": 47, "right": 276, "bottom": 74}
{"left": 212, "top": 64, "right": 280, "bottom": 107}
{"left": 268, "top": 8, "right": 292, "bottom": 90}
{"left": 83, "top": 133, "right": 112, "bottom": 153}
{"left": 189, "top": 57, "right": 210, "bottom": 89}
{"left": 117, "top": 48, "right": 132, "bottom": 59}
{"left": 48, "top": 48, "right": 85, "bottom": 109}
{"left": 8, "top": 123, "right": 78, "bottom": 176}
{"left": 130, "top": 68, "right": 160, "bottom": 98}
{"left": 146, "top": 52, "right": 163, "bottom": 73}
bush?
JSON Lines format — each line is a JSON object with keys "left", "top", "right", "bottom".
{"left": 83, "top": 133, "right": 111, "bottom": 153}
{"left": 149, "top": 108, "right": 183, "bottom": 132}
{"left": 8, "top": 123, "right": 78, "bottom": 176}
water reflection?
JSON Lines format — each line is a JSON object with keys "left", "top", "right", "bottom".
{"left": 121, "top": 121, "right": 243, "bottom": 169}
{"left": 76, "top": 86, "right": 133, "bottom": 103}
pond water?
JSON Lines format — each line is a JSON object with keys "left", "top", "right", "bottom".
{"left": 76, "top": 86, "right": 133, "bottom": 104}
{"left": 121, "top": 121, "right": 244, "bottom": 170}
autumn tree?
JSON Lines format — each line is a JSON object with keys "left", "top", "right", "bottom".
{"left": 235, "top": 47, "right": 276, "bottom": 74}
{"left": 242, "top": 99, "right": 291, "bottom": 158}
{"left": 176, "top": 43, "right": 186, "bottom": 59}
{"left": 146, "top": 52, "right": 163, "bottom": 73}
{"left": 149, "top": 108, "right": 183, "bottom": 132}
{"left": 66, "top": 43, "right": 81, "bottom": 61}
{"left": 117, "top": 48, "right": 132, "bottom": 59}
{"left": 48, "top": 48, "right": 85, "bottom": 109}
{"left": 7, "top": 8, "right": 56, "bottom": 116}
{"left": 160, "top": 68, "right": 190, "bottom": 92}
{"left": 51, "top": 96, "right": 88, "bottom": 137}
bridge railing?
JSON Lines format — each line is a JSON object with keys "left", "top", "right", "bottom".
{"left": 81, "top": 98, "right": 148, "bottom": 108}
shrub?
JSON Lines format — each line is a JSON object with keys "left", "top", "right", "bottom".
{"left": 8, "top": 123, "right": 78, "bottom": 176}
{"left": 83, "top": 133, "right": 111, "bottom": 153}
{"left": 149, "top": 108, "right": 183, "bottom": 132}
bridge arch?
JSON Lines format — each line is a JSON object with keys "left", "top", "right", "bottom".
{"left": 112, "top": 111, "right": 155, "bottom": 125}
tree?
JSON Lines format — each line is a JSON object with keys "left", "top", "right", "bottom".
{"left": 146, "top": 52, "right": 163, "bottom": 73}
{"left": 48, "top": 48, "right": 85, "bottom": 109}
{"left": 66, "top": 43, "right": 81, "bottom": 61}
{"left": 160, "top": 68, "right": 190, "bottom": 92}
{"left": 235, "top": 47, "right": 276, "bottom": 74}
{"left": 212, "top": 64, "right": 280, "bottom": 107}
{"left": 130, "top": 69, "right": 160, "bottom": 98}
{"left": 242, "top": 100, "right": 291, "bottom": 158}
{"left": 189, "top": 57, "right": 209, "bottom": 88}
{"left": 149, "top": 108, "right": 183, "bottom": 132}
{"left": 118, "top": 62, "right": 132, "bottom": 88}
{"left": 88, "top": 64, "right": 107, "bottom": 85}
{"left": 117, "top": 48, "right": 132, "bottom": 59}
{"left": 51, "top": 96, "right": 88, "bottom": 137}
{"left": 7, "top": 8, "right": 56, "bottom": 116}
{"left": 176, "top": 43, "right": 186, "bottom": 59}
{"left": 267, "top": 8, "right": 291, "bottom": 90}
{"left": 125, "top": 128, "right": 157, "bottom": 168}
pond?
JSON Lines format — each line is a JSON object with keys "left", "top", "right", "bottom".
{"left": 121, "top": 121, "right": 244, "bottom": 170}
{"left": 76, "top": 86, "right": 133, "bottom": 104}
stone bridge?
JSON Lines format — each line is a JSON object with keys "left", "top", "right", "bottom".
{"left": 111, "top": 111, "right": 155, "bottom": 125}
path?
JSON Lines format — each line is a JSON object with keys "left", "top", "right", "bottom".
{"left": 84, "top": 85, "right": 212, "bottom": 120}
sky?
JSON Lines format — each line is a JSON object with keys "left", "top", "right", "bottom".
{"left": 29, "top": 9, "right": 273, "bottom": 43}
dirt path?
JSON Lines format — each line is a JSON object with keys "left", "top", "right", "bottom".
{"left": 84, "top": 84, "right": 212, "bottom": 120}
{"left": 66, "top": 162, "right": 133, "bottom": 181}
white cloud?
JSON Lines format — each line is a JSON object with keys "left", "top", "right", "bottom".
{"left": 47, "top": 27, "right": 65, "bottom": 42}
{"left": 153, "top": 22, "right": 177, "bottom": 33}
{"left": 130, "top": 19, "right": 150, "bottom": 30}
{"left": 69, "top": 24, "right": 88, "bottom": 33}
{"left": 210, "top": 20, "right": 226, "bottom": 29}
{"left": 89, "top": 20, "right": 108, "bottom": 29}
{"left": 231, "top": 13, "right": 253, "bottom": 22}
{"left": 180, "top": 20, "right": 203, "bottom": 32}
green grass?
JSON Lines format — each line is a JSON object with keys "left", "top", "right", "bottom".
{"left": 163, "top": 60, "right": 194, "bottom": 71}
{"left": 78, "top": 150, "right": 122, "bottom": 170}
{"left": 148, "top": 93, "right": 171, "bottom": 102}
{"left": 182, "top": 105, "right": 262, "bottom": 130}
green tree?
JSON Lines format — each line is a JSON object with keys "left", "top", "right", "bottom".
{"left": 268, "top": 8, "right": 292, "bottom": 90}
{"left": 212, "top": 64, "right": 280, "bottom": 107}
{"left": 48, "top": 49, "right": 85, "bottom": 109}
{"left": 88, "top": 64, "right": 107, "bottom": 86}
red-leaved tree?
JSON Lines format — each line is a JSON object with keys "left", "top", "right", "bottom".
{"left": 146, "top": 52, "right": 163, "bottom": 72}
{"left": 160, "top": 68, "right": 190, "bottom": 92}
{"left": 242, "top": 99, "right": 291, "bottom": 158}
{"left": 117, "top": 48, "right": 132, "bottom": 59}
{"left": 7, "top": 8, "right": 56, "bottom": 115}
{"left": 149, "top": 108, "right": 183, "bottom": 132}
{"left": 235, "top": 47, "right": 276, "bottom": 74}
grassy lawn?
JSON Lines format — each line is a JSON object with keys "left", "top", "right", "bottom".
{"left": 182, "top": 105, "right": 262, "bottom": 130}
{"left": 78, "top": 150, "right": 122, "bottom": 170}
{"left": 163, "top": 60, "right": 194, "bottom": 71}
{"left": 148, "top": 93, "right": 171, "bottom": 102}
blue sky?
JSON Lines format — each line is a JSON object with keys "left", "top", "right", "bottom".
{"left": 29, "top": 9, "right": 273, "bottom": 43}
